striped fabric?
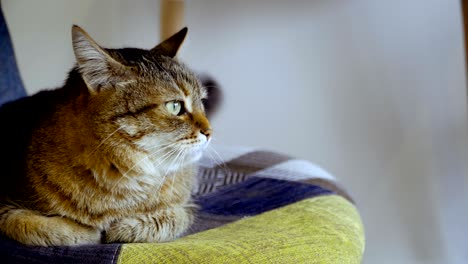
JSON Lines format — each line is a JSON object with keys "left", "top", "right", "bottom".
{"left": 0, "top": 147, "right": 365, "bottom": 263}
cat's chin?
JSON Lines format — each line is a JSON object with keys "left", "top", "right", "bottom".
{"left": 185, "top": 141, "right": 210, "bottom": 162}
{"left": 186, "top": 151, "right": 203, "bottom": 164}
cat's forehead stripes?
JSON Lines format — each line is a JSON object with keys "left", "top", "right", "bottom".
{"left": 178, "top": 81, "right": 190, "bottom": 97}
{"left": 148, "top": 58, "right": 204, "bottom": 100}
{"left": 107, "top": 47, "right": 206, "bottom": 116}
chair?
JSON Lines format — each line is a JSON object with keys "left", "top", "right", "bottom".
{"left": 0, "top": 2, "right": 365, "bottom": 263}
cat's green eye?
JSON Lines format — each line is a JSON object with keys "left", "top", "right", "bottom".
{"left": 165, "top": 101, "right": 185, "bottom": 116}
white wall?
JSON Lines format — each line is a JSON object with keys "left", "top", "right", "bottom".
{"left": 3, "top": 0, "right": 468, "bottom": 263}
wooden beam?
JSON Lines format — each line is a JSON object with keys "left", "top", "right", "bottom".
{"left": 160, "top": 0, "right": 185, "bottom": 41}
{"left": 462, "top": 0, "right": 468, "bottom": 78}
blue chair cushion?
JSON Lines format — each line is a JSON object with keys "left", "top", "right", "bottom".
{"left": 0, "top": 4, "right": 27, "bottom": 106}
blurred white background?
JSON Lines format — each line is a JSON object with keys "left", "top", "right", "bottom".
{"left": 3, "top": 0, "right": 468, "bottom": 263}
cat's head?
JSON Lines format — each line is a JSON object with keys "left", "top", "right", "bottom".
{"left": 71, "top": 25, "right": 211, "bottom": 175}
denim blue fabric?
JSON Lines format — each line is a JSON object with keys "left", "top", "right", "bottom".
{"left": 0, "top": 4, "right": 27, "bottom": 106}
{"left": 197, "top": 177, "right": 334, "bottom": 216}
{"left": 0, "top": 235, "right": 122, "bottom": 264}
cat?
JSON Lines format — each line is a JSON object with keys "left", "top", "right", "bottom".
{"left": 0, "top": 25, "right": 213, "bottom": 246}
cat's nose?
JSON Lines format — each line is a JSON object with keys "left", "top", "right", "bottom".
{"left": 200, "top": 128, "right": 212, "bottom": 140}
{"left": 193, "top": 112, "right": 212, "bottom": 140}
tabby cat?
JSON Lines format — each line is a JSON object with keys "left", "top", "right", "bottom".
{"left": 0, "top": 25, "right": 212, "bottom": 246}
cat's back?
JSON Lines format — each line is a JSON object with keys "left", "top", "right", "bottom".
{"left": 0, "top": 88, "right": 69, "bottom": 198}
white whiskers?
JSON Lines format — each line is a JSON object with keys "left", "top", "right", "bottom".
{"left": 108, "top": 142, "right": 177, "bottom": 191}
{"left": 128, "top": 143, "right": 175, "bottom": 175}
{"left": 152, "top": 146, "right": 184, "bottom": 195}
{"left": 207, "top": 145, "right": 230, "bottom": 175}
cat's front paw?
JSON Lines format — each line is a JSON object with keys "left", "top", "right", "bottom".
{"left": 12, "top": 215, "right": 102, "bottom": 246}
{"left": 105, "top": 207, "right": 193, "bottom": 243}
{"left": 45, "top": 217, "right": 102, "bottom": 246}
{"left": 105, "top": 218, "right": 157, "bottom": 243}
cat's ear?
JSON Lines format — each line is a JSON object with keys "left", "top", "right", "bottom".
{"left": 150, "top": 27, "right": 187, "bottom": 58}
{"left": 71, "top": 25, "right": 128, "bottom": 93}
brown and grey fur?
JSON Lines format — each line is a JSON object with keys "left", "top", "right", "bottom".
{"left": 0, "top": 26, "right": 212, "bottom": 246}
